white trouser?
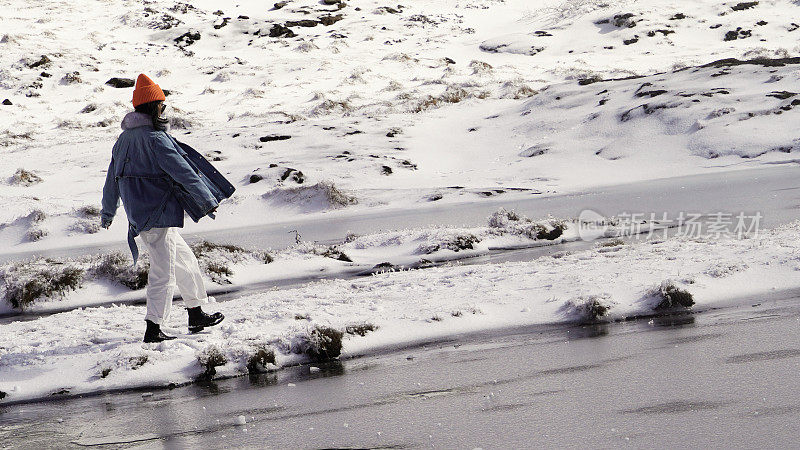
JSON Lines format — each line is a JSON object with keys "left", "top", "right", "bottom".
{"left": 139, "top": 227, "right": 207, "bottom": 325}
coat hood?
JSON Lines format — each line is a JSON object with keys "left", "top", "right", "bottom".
{"left": 121, "top": 112, "right": 153, "bottom": 130}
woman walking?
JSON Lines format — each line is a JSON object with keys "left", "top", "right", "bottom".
{"left": 101, "top": 74, "right": 231, "bottom": 343}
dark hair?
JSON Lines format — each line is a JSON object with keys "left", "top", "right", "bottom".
{"left": 134, "top": 101, "right": 168, "bottom": 131}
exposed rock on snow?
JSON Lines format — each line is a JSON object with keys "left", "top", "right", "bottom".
{"left": 26, "top": 55, "right": 51, "bottom": 69}
{"left": 259, "top": 135, "right": 291, "bottom": 142}
{"left": 268, "top": 24, "right": 297, "bottom": 38}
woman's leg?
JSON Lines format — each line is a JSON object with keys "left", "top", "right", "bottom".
{"left": 171, "top": 229, "right": 208, "bottom": 308}
{"left": 170, "top": 229, "right": 225, "bottom": 332}
{"left": 139, "top": 227, "right": 177, "bottom": 325}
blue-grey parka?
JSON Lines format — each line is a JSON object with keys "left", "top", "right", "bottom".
{"left": 101, "top": 112, "right": 232, "bottom": 262}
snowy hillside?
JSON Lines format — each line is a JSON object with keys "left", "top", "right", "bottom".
{"left": 3, "top": 0, "right": 800, "bottom": 406}
{"left": 1, "top": 0, "right": 800, "bottom": 251}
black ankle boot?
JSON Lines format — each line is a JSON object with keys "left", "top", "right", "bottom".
{"left": 187, "top": 306, "right": 224, "bottom": 333}
{"left": 143, "top": 320, "right": 176, "bottom": 343}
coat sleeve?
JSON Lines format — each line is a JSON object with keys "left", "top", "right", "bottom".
{"left": 152, "top": 133, "right": 218, "bottom": 214}
{"left": 100, "top": 158, "right": 120, "bottom": 225}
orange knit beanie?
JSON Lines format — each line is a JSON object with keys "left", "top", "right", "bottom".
{"left": 131, "top": 74, "right": 166, "bottom": 107}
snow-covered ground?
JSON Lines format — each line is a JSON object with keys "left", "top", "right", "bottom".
{"left": 2, "top": 0, "right": 800, "bottom": 404}
{"left": 1, "top": 217, "right": 796, "bottom": 404}
{"left": 2, "top": 0, "right": 800, "bottom": 253}
{"left": 1, "top": 209, "right": 628, "bottom": 315}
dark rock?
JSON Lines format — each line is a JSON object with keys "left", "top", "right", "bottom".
{"left": 40, "top": 72, "right": 51, "bottom": 78}
{"left": 376, "top": 6, "right": 401, "bottom": 14}
{"left": 756, "top": 20, "right": 767, "bottom": 26}
{"left": 381, "top": 165, "right": 393, "bottom": 175}
{"left": 319, "top": 14, "right": 344, "bottom": 26}
{"left": 579, "top": 75, "right": 604, "bottom": 85}
{"left": 2, "top": 99, "right": 11, "bottom": 105}
{"left": 269, "top": 163, "right": 278, "bottom": 168}
{"left": 444, "top": 57, "right": 456, "bottom": 64}
{"left": 635, "top": 89, "right": 668, "bottom": 98}
{"left": 731, "top": 1, "right": 758, "bottom": 11}
{"left": 670, "top": 13, "right": 686, "bottom": 20}
{"left": 702, "top": 57, "right": 800, "bottom": 68}
{"left": 345, "top": 130, "right": 362, "bottom": 135}
{"left": 273, "top": 2, "right": 287, "bottom": 9}
{"left": 620, "top": 103, "right": 677, "bottom": 122}
{"left": 285, "top": 20, "right": 318, "bottom": 27}
{"left": 710, "top": 24, "right": 722, "bottom": 29}
{"left": 175, "top": 31, "right": 201, "bottom": 46}
{"left": 205, "top": 150, "right": 224, "bottom": 161}
{"left": 648, "top": 29, "right": 675, "bottom": 37}
{"left": 105, "top": 77, "right": 135, "bottom": 88}
{"left": 598, "top": 13, "right": 637, "bottom": 28}
{"left": 249, "top": 174, "right": 264, "bottom": 183}
{"left": 723, "top": 27, "right": 751, "bottom": 41}
{"left": 162, "top": 89, "right": 171, "bottom": 97}
{"left": 623, "top": 37, "right": 639, "bottom": 45}
{"left": 724, "top": 30, "right": 739, "bottom": 41}
{"left": 790, "top": 23, "right": 799, "bottom": 32}
{"left": 213, "top": 17, "right": 231, "bottom": 29}
{"left": 238, "top": 15, "right": 250, "bottom": 19}
{"left": 372, "top": 262, "right": 399, "bottom": 272}
{"left": 537, "top": 226, "right": 564, "bottom": 241}
{"left": 232, "top": 133, "right": 240, "bottom": 137}
{"left": 28, "top": 55, "right": 51, "bottom": 69}
{"left": 534, "top": 30, "right": 553, "bottom": 36}
{"left": 280, "top": 168, "right": 305, "bottom": 183}
{"left": 323, "top": 0, "right": 341, "bottom": 4}
{"left": 269, "top": 24, "right": 296, "bottom": 38}
{"left": 767, "top": 91, "right": 798, "bottom": 99}
{"left": 213, "top": 9, "right": 224, "bottom": 15}
{"left": 614, "top": 13, "right": 636, "bottom": 27}
{"left": 259, "top": 135, "right": 292, "bottom": 142}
